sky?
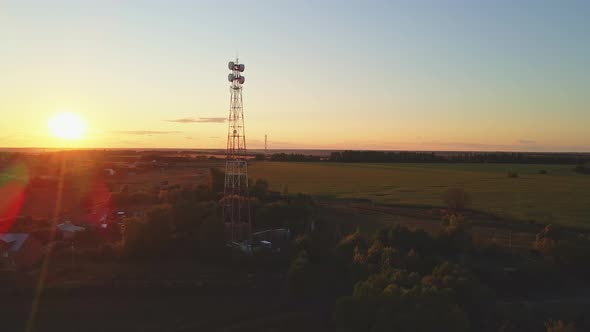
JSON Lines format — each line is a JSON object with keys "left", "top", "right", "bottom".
{"left": 0, "top": 0, "right": 589, "bottom": 152}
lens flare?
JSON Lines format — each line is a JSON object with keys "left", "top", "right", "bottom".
{"left": 0, "top": 163, "right": 29, "bottom": 232}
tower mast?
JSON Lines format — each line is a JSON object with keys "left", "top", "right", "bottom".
{"left": 222, "top": 59, "right": 251, "bottom": 244}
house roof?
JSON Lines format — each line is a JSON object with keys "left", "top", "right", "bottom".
{"left": 0, "top": 233, "right": 30, "bottom": 252}
{"left": 57, "top": 221, "right": 85, "bottom": 232}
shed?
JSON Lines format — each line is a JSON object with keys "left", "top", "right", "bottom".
{"left": 0, "top": 233, "right": 43, "bottom": 270}
{"left": 57, "top": 221, "right": 85, "bottom": 240}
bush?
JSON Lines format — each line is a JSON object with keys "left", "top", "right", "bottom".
{"left": 507, "top": 171, "right": 519, "bottom": 178}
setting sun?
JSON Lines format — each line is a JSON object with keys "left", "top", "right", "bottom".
{"left": 48, "top": 112, "right": 86, "bottom": 140}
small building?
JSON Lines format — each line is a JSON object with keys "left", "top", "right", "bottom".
{"left": 0, "top": 233, "right": 43, "bottom": 271}
{"left": 259, "top": 240, "right": 272, "bottom": 249}
{"left": 57, "top": 221, "right": 85, "bottom": 240}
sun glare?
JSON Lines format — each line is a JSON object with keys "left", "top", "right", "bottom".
{"left": 48, "top": 112, "right": 86, "bottom": 140}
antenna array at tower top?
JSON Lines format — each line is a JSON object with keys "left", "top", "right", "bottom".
{"left": 228, "top": 61, "right": 246, "bottom": 84}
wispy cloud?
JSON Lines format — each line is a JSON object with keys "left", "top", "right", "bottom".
{"left": 424, "top": 141, "right": 503, "bottom": 149}
{"left": 166, "top": 117, "right": 226, "bottom": 123}
{"left": 110, "top": 130, "right": 181, "bottom": 135}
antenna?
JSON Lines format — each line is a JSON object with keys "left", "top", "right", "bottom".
{"left": 265, "top": 134, "right": 268, "bottom": 155}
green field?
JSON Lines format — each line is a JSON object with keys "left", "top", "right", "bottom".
{"left": 249, "top": 162, "right": 590, "bottom": 228}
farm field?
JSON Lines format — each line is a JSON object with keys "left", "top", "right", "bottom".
{"left": 249, "top": 162, "right": 590, "bottom": 228}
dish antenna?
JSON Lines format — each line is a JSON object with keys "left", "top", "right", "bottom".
{"left": 227, "top": 59, "right": 245, "bottom": 86}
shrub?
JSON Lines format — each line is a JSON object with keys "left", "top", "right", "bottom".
{"left": 507, "top": 171, "right": 519, "bottom": 178}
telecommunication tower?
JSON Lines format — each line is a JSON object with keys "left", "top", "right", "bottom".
{"left": 222, "top": 59, "right": 252, "bottom": 244}
{"left": 265, "top": 134, "right": 268, "bottom": 155}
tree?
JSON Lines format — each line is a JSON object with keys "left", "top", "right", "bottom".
{"left": 545, "top": 320, "right": 576, "bottom": 332}
{"left": 336, "top": 229, "right": 367, "bottom": 261}
{"left": 439, "top": 213, "right": 472, "bottom": 254}
{"left": 427, "top": 262, "right": 496, "bottom": 329}
{"left": 122, "top": 205, "right": 173, "bottom": 258}
{"left": 335, "top": 282, "right": 469, "bottom": 332}
{"left": 198, "top": 215, "right": 225, "bottom": 257}
{"left": 286, "top": 250, "right": 313, "bottom": 296}
{"left": 250, "top": 178, "right": 270, "bottom": 198}
{"left": 122, "top": 216, "right": 148, "bottom": 257}
{"left": 374, "top": 225, "right": 435, "bottom": 254}
{"left": 209, "top": 167, "right": 225, "bottom": 193}
{"left": 535, "top": 224, "right": 560, "bottom": 255}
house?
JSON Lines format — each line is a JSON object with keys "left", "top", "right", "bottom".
{"left": 0, "top": 233, "right": 43, "bottom": 271}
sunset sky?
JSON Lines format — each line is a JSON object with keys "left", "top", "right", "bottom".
{"left": 1, "top": 0, "right": 589, "bottom": 151}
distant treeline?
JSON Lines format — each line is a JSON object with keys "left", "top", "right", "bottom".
{"left": 268, "top": 153, "right": 322, "bottom": 162}
{"left": 329, "top": 150, "right": 590, "bottom": 164}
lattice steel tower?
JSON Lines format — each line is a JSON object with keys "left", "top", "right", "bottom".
{"left": 222, "top": 59, "right": 251, "bottom": 243}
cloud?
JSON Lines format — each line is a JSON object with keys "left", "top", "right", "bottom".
{"left": 166, "top": 117, "right": 226, "bottom": 123}
{"left": 518, "top": 139, "right": 536, "bottom": 144}
{"left": 420, "top": 141, "right": 499, "bottom": 149}
{"left": 110, "top": 130, "right": 181, "bottom": 135}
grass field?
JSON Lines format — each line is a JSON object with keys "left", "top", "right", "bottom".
{"left": 249, "top": 162, "right": 590, "bottom": 228}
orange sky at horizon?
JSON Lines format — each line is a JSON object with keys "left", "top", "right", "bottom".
{"left": 1, "top": 2, "right": 589, "bottom": 153}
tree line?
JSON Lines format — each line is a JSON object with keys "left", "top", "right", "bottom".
{"left": 329, "top": 150, "right": 590, "bottom": 165}
{"left": 94, "top": 168, "right": 316, "bottom": 260}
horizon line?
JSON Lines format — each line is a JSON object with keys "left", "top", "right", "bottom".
{"left": 1, "top": 146, "right": 589, "bottom": 154}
